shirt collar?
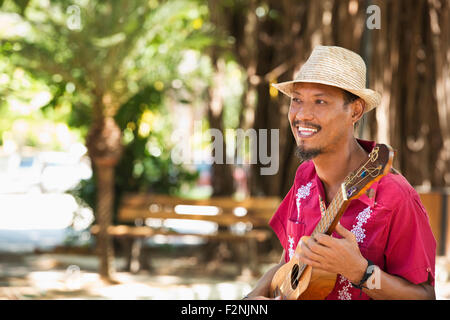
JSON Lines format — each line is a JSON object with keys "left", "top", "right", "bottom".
{"left": 356, "top": 180, "right": 379, "bottom": 207}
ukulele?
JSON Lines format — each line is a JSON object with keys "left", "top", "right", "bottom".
{"left": 270, "top": 143, "right": 395, "bottom": 300}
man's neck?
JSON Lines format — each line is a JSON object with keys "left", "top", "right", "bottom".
{"left": 313, "top": 138, "right": 369, "bottom": 200}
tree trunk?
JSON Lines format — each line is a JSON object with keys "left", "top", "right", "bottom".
{"left": 207, "top": 55, "right": 235, "bottom": 196}
{"left": 94, "top": 163, "right": 116, "bottom": 278}
{"left": 86, "top": 112, "right": 123, "bottom": 280}
{"left": 207, "top": 0, "right": 236, "bottom": 196}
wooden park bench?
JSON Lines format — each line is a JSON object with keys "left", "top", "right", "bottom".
{"left": 91, "top": 193, "right": 281, "bottom": 274}
{"left": 91, "top": 189, "right": 449, "bottom": 276}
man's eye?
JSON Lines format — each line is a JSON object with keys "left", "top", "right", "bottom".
{"left": 316, "top": 99, "right": 326, "bottom": 104}
{"left": 293, "top": 98, "right": 302, "bottom": 103}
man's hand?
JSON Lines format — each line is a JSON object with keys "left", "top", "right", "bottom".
{"left": 298, "top": 222, "right": 367, "bottom": 284}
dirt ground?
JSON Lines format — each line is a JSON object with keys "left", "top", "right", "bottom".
{"left": 1, "top": 248, "right": 450, "bottom": 300}
{"left": 0, "top": 243, "right": 276, "bottom": 300}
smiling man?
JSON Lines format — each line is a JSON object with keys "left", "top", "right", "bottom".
{"left": 244, "top": 46, "right": 436, "bottom": 300}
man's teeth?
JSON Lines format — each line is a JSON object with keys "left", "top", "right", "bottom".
{"left": 298, "top": 127, "right": 318, "bottom": 135}
{"left": 298, "top": 127, "right": 317, "bottom": 132}
{"left": 297, "top": 126, "right": 318, "bottom": 137}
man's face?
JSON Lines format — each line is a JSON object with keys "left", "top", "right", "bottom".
{"left": 288, "top": 82, "right": 355, "bottom": 161}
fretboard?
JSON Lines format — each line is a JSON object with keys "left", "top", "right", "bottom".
{"left": 289, "top": 185, "right": 348, "bottom": 285}
{"left": 310, "top": 184, "right": 347, "bottom": 238}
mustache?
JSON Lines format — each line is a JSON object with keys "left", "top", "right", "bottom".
{"left": 293, "top": 121, "right": 322, "bottom": 131}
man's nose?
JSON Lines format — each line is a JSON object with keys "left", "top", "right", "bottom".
{"left": 291, "top": 103, "right": 314, "bottom": 122}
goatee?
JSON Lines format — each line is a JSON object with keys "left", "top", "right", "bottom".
{"left": 295, "top": 145, "right": 322, "bottom": 162}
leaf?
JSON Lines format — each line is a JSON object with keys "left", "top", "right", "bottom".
{"left": 12, "top": 0, "right": 30, "bottom": 15}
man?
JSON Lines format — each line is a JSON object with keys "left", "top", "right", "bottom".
{"left": 244, "top": 46, "right": 436, "bottom": 300}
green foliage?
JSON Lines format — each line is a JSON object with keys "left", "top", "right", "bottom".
{"left": 0, "top": 0, "right": 213, "bottom": 216}
{"left": 0, "top": 53, "right": 86, "bottom": 149}
{"left": 2, "top": 0, "right": 214, "bottom": 108}
{"left": 114, "top": 85, "right": 199, "bottom": 196}
{"left": 69, "top": 85, "right": 200, "bottom": 220}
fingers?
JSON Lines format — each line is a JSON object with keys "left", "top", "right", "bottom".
{"left": 298, "top": 251, "right": 321, "bottom": 268}
{"left": 335, "top": 222, "right": 356, "bottom": 241}
{"left": 300, "top": 237, "right": 325, "bottom": 261}
{"left": 312, "top": 233, "right": 334, "bottom": 247}
{"left": 299, "top": 237, "right": 329, "bottom": 268}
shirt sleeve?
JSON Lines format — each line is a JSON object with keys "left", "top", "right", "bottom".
{"left": 269, "top": 184, "right": 295, "bottom": 252}
{"left": 384, "top": 191, "right": 437, "bottom": 286}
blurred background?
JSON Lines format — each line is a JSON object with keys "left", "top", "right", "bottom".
{"left": 0, "top": 0, "right": 449, "bottom": 300}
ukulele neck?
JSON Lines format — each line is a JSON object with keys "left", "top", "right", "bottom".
{"left": 310, "top": 184, "right": 348, "bottom": 238}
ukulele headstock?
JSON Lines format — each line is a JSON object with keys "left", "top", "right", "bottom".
{"left": 343, "top": 144, "right": 395, "bottom": 201}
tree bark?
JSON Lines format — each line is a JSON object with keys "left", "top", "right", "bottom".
{"left": 207, "top": 56, "right": 235, "bottom": 196}
{"left": 94, "top": 163, "right": 116, "bottom": 278}
{"left": 86, "top": 109, "right": 123, "bottom": 280}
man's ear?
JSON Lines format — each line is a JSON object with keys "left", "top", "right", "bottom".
{"left": 351, "top": 99, "right": 365, "bottom": 124}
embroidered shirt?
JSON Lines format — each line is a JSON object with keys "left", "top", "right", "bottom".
{"left": 269, "top": 139, "right": 436, "bottom": 300}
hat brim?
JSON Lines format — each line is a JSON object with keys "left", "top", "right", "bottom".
{"left": 271, "top": 80, "right": 381, "bottom": 113}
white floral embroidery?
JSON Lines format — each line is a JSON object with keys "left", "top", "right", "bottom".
{"left": 287, "top": 235, "right": 296, "bottom": 260}
{"left": 351, "top": 206, "right": 373, "bottom": 244}
{"left": 337, "top": 275, "right": 352, "bottom": 300}
{"left": 295, "top": 182, "right": 313, "bottom": 221}
{"left": 335, "top": 206, "right": 374, "bottom": 300}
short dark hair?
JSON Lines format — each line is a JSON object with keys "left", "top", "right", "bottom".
{"left": 342, "top": 89, "right": 363, "bottom": 129}
{"left": 342, "top": 90, "right": 360, "bottom": 105}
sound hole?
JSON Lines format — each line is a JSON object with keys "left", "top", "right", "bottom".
{"left": 290, "top": 264, "right": 299, "bottom": 289}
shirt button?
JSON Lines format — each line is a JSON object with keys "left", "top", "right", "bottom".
{"left": 426, "top": 267, "right": 431, "bottom": 272}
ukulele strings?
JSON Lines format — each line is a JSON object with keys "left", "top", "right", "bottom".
{"left": 292, "top": 147, "right": 380, "bottom": 285}
{"left": 292, "top": 179, "right": 345, "bottom": 284}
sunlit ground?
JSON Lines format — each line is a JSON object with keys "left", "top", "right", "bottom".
{"left": 0, "top": 191, "right": 449, "bottom": 300}
{"left": 0, "top": 253, "right": 265, "bottom": 300}
{"left": 0, "top": 251, "right": 449, "bottom": 300}
{"left": 0, "top": 173, "right": 269, "bottom": 300}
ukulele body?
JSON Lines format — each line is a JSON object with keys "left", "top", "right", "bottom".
{"left": 299, "top": 266, "right": 337, "bottom": 300}
{"left": 270, "top": 236, "right": 337, "bottom": 300}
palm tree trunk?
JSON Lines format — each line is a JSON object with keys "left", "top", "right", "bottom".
{"left": 86, "top": 109, "right": 123, "bottom": 280}
{"left": 94, "top": 162, "right": 116, "bottom": 278}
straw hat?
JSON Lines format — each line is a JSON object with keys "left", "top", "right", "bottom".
{"left": 271, "top": 45, "right": 381, "bottom": 113}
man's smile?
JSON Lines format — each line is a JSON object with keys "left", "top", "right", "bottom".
{"left": 294, "top": 122, "right": 321, "bottom": 139}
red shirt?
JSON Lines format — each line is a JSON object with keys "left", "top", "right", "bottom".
{"left": 269, "top": 139, "right": 436, "bottom": 300}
